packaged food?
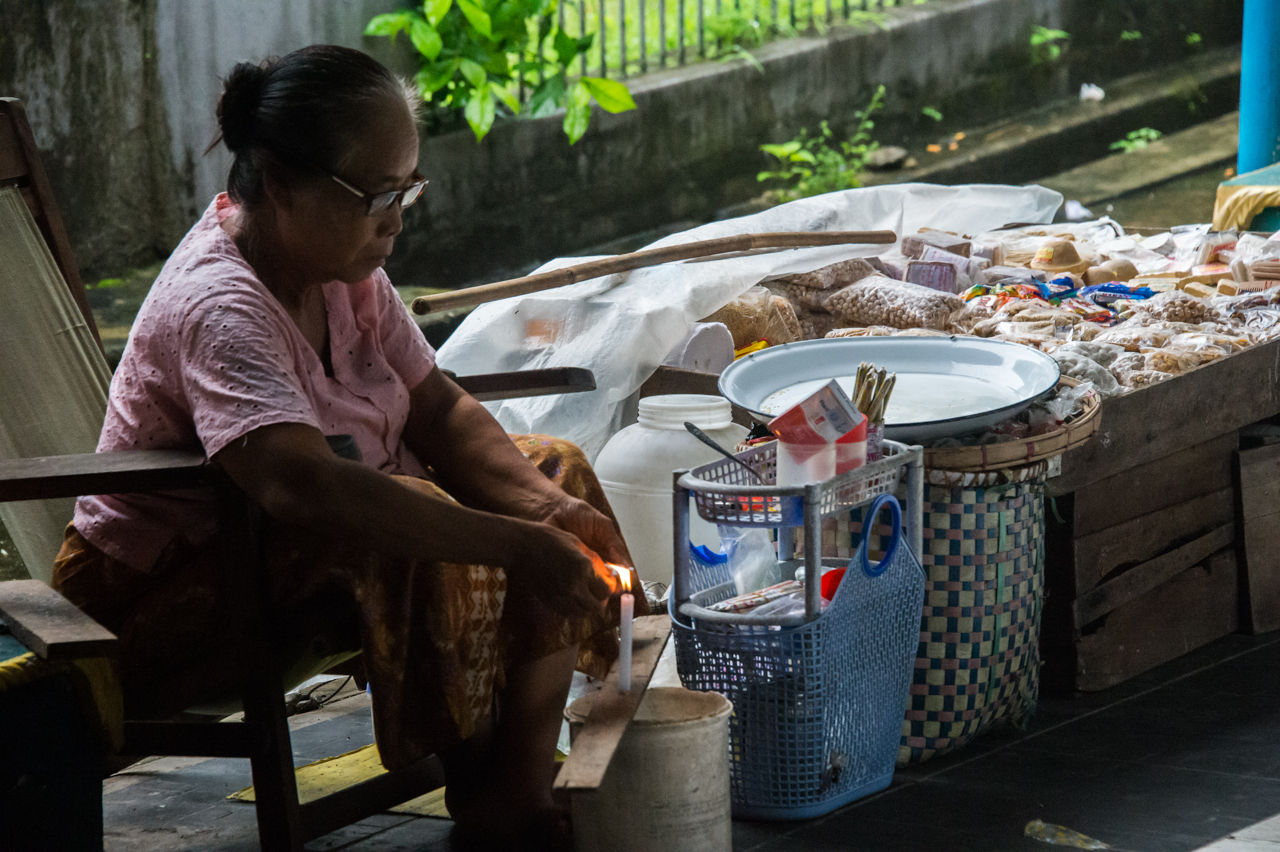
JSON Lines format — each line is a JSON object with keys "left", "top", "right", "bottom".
{"left": 773, "top": 257, "right": 877, "bottom": 290}
{"left": 1069, "top": 322, "right": 1106, "bottom": 342}
{"left": 1168, "top": 332, "right": 1241, "bottom": 359}
{"left": 1052, "top": 350, "right": 1121, "bottom": 395}
{"left": 1056, "top": 340, "right": 1125, "bottom": 367}
{"left": 824, "top": 276, "right": 964, "bottom": 330}
{"left": 797, "top": 309, "right": 842, "bottom": 340}
{"left": 906, "top": 260, "right": 960, "bottom": 294}
{"left": 1116, "top": 369, "right": 1172, "bottom": 389}
{"left": 903, "top": 230, "right": 971, "bottom": 258}
{"left": 765, "top": 295, "right": 802, "bottom": 344}
{"left": 1092, "top": 326, "right": 1175, "bottom": 351}
{"left": 1108, "top": 352, "right": 1145, "bottom": 377}
{"left": 1140, "top": 347, "right": 1203, "bottom": 375}
{"left": 894, "top": 327, "right": 953, "bottom": 337}
{"left": 824, "top": 325, "right": 897, "bottom": 338}
{"left": 1132, "top": 290, "right": 1217, "bottom": 324}
{"left": 702, "top": 285, "right": 772, "bottom": 349}
{"left": 775, "top": 280, "right": 835, "bottom": 312}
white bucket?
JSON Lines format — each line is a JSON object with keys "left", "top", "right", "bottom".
{"left": 566, "top": 687, "right": 734, "bottom": 852}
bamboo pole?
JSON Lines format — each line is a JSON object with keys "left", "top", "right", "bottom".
{"left": 410, "top": 229, "right": 898, "bottom": 315}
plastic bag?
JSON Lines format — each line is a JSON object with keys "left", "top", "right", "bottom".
{"left": 772, "top": 257, "right": 877, "bottom": 290}
{"left": 825, "top": 275, "right": 964, "bottom": 330}
{"left": 1028, "top": 381, "right": 1094, "bottom": 431}
{"left": 720, "top": 526, "right": 783, "bottom": 596}
{"left": 796, "top": 308, "right": 843, "bottom": 340}
{"left": 774, "top": 280, "right": 835, "bottom": 311}
{"left": 765, "top": 295, "right": 802, "bottom": 345}
{"left": 1024, "top": 819, "right": 1110, "bottom": 849}
{"left": 702, "top": 285, "right": 773, "bottom": 349}
{"left": 1091, "top": 326, "right": 1174, "bottom": 351}
{"left": 1056, "top": 341, "right": 1125, "bottom": 367}
{"left": 1167, "top": 333, "right": 1236, "bottom": 361}
{"left": 825, "top": 325, "right": 898, "bottom": 338}
{"left": 1140, "top": 347, "right": 1202, "bottom": 375}
{"left": 747, "top": 590, "right": 824, "bottom": 621}
{"left": 1115, "top": 368, "right": 1172, "bottom": 389}
{"left": 1053, "top": 351, "right": 1120, "bottom": 395}
{"left": 1131, "top": 290, "right": 1217, "bottom": 324}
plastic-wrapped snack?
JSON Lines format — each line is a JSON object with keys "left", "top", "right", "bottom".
{"left": 824, "top": 275, "right": 964, "bottom": 330}
{"left": 993, "top": 320, "right": 1057, "bottom": 339}
{"left": 894, "top": 327, "right": 953, "bottom": 337}
{"left": 702, "top": 285, "right": 772, "bottom": 349}
{"left": 1057, "top": 340, "right": 1125, "bottom": 367}
{"left": 1053, "top": 350, "right": 1121, "bottom": 395}
{"left": 766, "top": 295, "right": 802, "bottom": 344}
{"left": 1070, "top": 322, "right": 1106, "bottom": 341}
{"left": 997, "top": 334, "right": 1065, "bottom": 353}
{"left": 824, "top": 325, "right": 897, "bottom": 338}
{"left": 774, "top": 257, "right": 877, "bottom": 290}
{"left": 1092, "top": 326, "right": 1174, "bottom": 351}
{"left": 1140, "top": 347, "right": 1203, "bottom": 374}
{"left": 948, "top": 297, "right": 1002, "bottom": 333}
{"left": 1168, "top": 333, "right": 1236, "bottom": 360}
{"left": 774, "top": 280, "right": 835, "bottom": 312}
{"left": 1117, "top": 368, "right": 1172, "bottom": 389}
{"left": 1135, "top": 290, "right": 1217, "bottom": 324}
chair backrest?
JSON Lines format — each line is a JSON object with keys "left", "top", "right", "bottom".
{"left": 0, "top": 98, "right": 111, "bottom": 583}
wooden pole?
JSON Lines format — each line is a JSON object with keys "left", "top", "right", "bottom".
{"left": 410, "top": 229, "right": 898, "bottom": 315}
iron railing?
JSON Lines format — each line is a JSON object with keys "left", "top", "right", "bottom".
{"left": 555, "top": 0, "right": 918, "bottom": 79}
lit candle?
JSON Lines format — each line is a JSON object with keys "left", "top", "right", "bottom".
{"left": 619, "top": 591, "right": 633, "bottom": 693}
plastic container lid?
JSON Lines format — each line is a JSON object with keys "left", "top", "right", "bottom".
{"left": 638, "top": 394, "right": 733, "bottom": 431}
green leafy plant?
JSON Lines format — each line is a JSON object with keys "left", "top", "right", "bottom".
{"left": 1119, "top": 29, "right": 1141, "bottom": 41}
{"left": 757, "top": 84, "right": 885, "bottom": 200}
{"left": 706, "top": 6, "right": 767, "bottom": 71}
{"left": 1030, "top": 25, "right": 1070, "bottom": 64}
{"left": 366, "top": 3, "right": 636, "bottom": 143}
{"left": 1186, "top": 32, "right": 1202, "bottom": 46}
{"left": 920, "top": 105, "right": 943, "bottom": 122}
{"left": 1110, "top": 127, "right": 1162, "bottom": 153}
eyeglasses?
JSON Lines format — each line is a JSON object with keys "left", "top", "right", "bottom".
{"left": 325, "top": 169, "right": 428, "bottom": 217}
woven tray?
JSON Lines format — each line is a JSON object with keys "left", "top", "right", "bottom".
{"left": 922, "top": 377, "right": 1101, "bottom": 473}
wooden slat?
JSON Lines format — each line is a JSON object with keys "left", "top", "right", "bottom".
{"left": 0, "top": 449, "right": 210, "bottom": 501}
{"left": 1052, "top": 336, "right": 1280, "bottom": 495}
{"left": 1074, "top": 549, "right": 1238, "bottom": 692}
{"left": 1235, "top": 443, "right": 1280, "bottom": 633}
{"left": 1072, "top": 523, "right": 1235, "bottom": 628}
{"left": 553, "top": 615, "right": 671, "bottom": 793}
{"left": 1069, "top": 434, "right": 1238, "bottom": 537}
{"left": 453, "top": 367, "right": 595, "bottom": 402}
{"left": 1068, "top": 487, "right": 1235, "bottom": 597}
{"left": 0, "top": 579, "right": 117, "bottom": 661}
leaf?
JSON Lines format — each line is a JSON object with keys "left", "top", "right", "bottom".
{"left": 529, "top": 74, "right": 567, "bottom": 118}
{"left": 580, "top": 76, "right": 636, "bottom": 113}
{"left": 563, "top": 80, "right": 592, "bottom": 144}
{"left": 424, "top": 0, "right": 454, "bottom": 25}
{"left": 365, "top": 11, "right": 412, "bottom": 37}
{"left": 761, "top": 141, "right": 802, "bottom": 159}
{"left": 456, "top": 0, "right": 493, "bottom": 38}
{"left": 921, "top": 105, "right": 943, "bottom": 122}
{"left": 490, "top": 80, "right": 521, "bottom": 113}
{"left": 416, "top": 59, "right": 460, "bottom": 98}
{"left": 790, "top": 149, "right": 817, "bottom": 164}
{"left": 409, "top": 17, "right": 444, "bottom": 60}
{"left": 553, "top": 30, "right": 580, "bottom": 66}
{"left": 464, "top": 84, "right": 496, "bottom": 141}
{"left": 459, "top": 57, "right": 488, "bottom": 88}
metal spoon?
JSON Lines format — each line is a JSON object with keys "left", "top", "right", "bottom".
{"left": 684, "top": 422, "right": 767, "bottom": 484}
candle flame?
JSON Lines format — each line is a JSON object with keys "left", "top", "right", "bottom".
{"left": 614, "top": 565, "right": 632, "bottom": 593}
{"left": 580, "top": 542, "right": 632, "bottom": 594}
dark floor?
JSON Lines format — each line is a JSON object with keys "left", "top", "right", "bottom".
{"left": 103, "top": 629, "right": 1280, "bottom": 851}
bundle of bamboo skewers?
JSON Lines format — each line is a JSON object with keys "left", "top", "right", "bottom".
{"left": 853, "top": 362, "right": 896, "bottom": 461}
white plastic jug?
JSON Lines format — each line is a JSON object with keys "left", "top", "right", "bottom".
{"left": 595, "top": 394, "right": 748, "bottom": 586}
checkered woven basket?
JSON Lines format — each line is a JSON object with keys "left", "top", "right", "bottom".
{"left": 816, "top": 475, "right": 1045, "bottom": 765}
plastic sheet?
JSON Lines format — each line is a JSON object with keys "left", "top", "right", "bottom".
{"left": 437, "top": 184, "right": 1063, "bottom": 460}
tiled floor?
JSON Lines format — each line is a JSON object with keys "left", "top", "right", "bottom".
{"left": 103, "top": 630, "right": 1280, "bottom": 851}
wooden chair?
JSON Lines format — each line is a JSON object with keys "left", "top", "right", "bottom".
{"left": 0, "top": 96, "right": 596, "bottom": 851}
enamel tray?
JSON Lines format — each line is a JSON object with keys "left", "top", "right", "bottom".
{"left": 718, "top": 336, "right": 1062, "bottom": 443}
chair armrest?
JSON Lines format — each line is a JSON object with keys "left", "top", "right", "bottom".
{"left": 0, "top": 449, "right": 211, "bottom": 502}
{"left": 0, "top": 579, "right": 116, "bottom": 660}
{"left": 454, "top": 367, "right": 595, "bottom": 401}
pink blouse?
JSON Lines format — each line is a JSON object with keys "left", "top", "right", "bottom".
{"left": 73, "top": 195, "right": 437, "bottom": 571}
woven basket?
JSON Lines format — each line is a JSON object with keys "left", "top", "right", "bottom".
{"left": 822, "top": 475, "right": 1045, "bottom": 765}
{"left": 922, "top": 377, "right": 1101, "bottom": 473}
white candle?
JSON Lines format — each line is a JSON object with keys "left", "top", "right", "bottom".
{"left": 618, "top": 593, "right": 634, "bottom": 693}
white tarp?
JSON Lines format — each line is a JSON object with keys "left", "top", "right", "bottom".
{"left": 437, "top": 183, "right": 1063, "bottom": 460}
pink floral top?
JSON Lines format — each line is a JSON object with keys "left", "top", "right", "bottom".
{"left": 73, "top": 195, "right": 436, "bottom": 571}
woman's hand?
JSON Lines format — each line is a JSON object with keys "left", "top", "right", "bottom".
{"left": 537, "top": 497, "right": 650, "bottom": 617}
{"left": 509, "top": 521, "right": 612, "bottom": 619}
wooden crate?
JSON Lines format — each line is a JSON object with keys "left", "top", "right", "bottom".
{"left": 1235, "top": 442, "right": 1280, "bottom": 634}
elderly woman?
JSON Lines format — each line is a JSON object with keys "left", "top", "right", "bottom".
{"left": 51, "top": 44, "right": 641, "bottom": 850}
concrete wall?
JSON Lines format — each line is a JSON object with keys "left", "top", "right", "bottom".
{"left": 0, "top": 0, "right": 1244, "bottom": 287}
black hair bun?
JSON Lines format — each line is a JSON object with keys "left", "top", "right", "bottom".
{"left": 217, "top": 61, "right": 271, "bottom": 153}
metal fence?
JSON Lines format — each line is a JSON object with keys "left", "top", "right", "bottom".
{"left": 556, "top": 0, "right": 919, "bottom": 79}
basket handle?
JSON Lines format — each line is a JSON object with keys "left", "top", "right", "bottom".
{"left": 858, "top": 494, "right": 901, "bottom": 578}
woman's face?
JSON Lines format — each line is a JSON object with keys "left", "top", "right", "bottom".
{"left": 272, "top": 99, "right": 421, "bottom": 286}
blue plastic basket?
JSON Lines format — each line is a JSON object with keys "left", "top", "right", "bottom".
{"left": 672, "top": 494, "right": 926, "bottom": 820}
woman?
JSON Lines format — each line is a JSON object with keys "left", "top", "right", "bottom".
{"left": 52, "top": 44, "right": 642, "bottom": 849}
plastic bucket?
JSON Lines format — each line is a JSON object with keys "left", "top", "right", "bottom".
{"left": 565, "top": 687, "right": 733, "bottom": 852}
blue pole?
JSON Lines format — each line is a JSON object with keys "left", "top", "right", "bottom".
{"left": 1239, "top": 0, "right": 1280, "bottom": 174}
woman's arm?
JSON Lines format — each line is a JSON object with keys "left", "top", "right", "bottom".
{"left": 402, "top": 367, "right": 634, "bottom": 570}
{"left": 213, "top": 421, "right": 610, "bottom": 617}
